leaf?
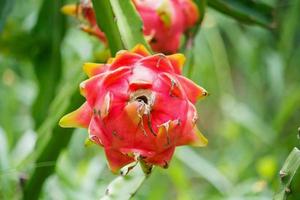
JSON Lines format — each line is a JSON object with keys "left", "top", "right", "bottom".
{"left": 273, "top": 87, "right": 300, "bottom": 133}
{"left": 221, "top": 96, "right": 275, "bottom": 144}
{"left": 167, "top": 159, "right": 193, "bottom": 200}
{"left": 0, "top": 128, "right": 9, "bottom": 171}
{"left": 100, "top": 164, "right": 147, "bottom": 200}
{"left": 0, "top": 127, "right": 11, "bottom": 199}
{"left": 274, "top": 147, "right": 300, "bottom": 200}
{"left": 22, "top": 65, "right": 85, "bottom": 200}
{"left": 0, "top": 0, "right": 14, "bottom": 31}
{"left": 278, "top": 0, "right": 300, "bottom": 59}
{"left": 176, "top": 147, "right": 233, "bottom": 195}
{"left": 31, "top": 0, "right": 67, "bottom": 127}
{"left": 208, "top": 0, "right": 275, "bottom": 29}
{"left": 11, "top": 130, "right": 36, "bottom": 166}
{"left": 23, "top": 90, "right": 84, "bottom": 200}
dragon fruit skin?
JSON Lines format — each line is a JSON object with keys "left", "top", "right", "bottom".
{"left": 59, "top": 44, "right": 208, "bottom": 173}
{"left": 61, "top": 0, "right": 199, "bottom": 54}
{"left": 133, "top": 0, "right": 199, "bottom": 53}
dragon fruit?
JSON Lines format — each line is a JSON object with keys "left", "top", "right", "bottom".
{"left": 61, "top": 0, "right": 199, "bottom": 54}
{"left": 59, "top": 44, "right": 208, "bottom": 173}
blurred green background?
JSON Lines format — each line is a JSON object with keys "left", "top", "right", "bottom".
{"left": 1, "top": 0, "right": 300, "bottom": 199}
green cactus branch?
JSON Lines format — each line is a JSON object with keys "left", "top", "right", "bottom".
{"left": 100, "top": 164, "right": 148, "bottom": 200}
{"left": 91, "top": 0, "right": 124, "bottom": 55}
{"left": 274, "top": 147, "right": 300, "bottom": 200}
{"left": 91, "top": 0, "right": 151, "bottom": 55}
{"left": 110, "top": 0, "right": 151, "bottom": 50}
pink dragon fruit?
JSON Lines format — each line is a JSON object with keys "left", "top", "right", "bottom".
{"left": 59, "top": 44, "right": 208, "bottom": 173}
{"left": 61, "top": 0, "right": 199, "bottom": 54}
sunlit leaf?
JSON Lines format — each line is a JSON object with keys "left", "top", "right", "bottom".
{"left": 0, "top": 128, "right": 10, "bottom": 198}
{"left": 11, "top": 130, "right": 36, "bottom": 166}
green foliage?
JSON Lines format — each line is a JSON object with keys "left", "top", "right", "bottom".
{"left": 208, "top": 0, "right": 275, "bottom": 29}
{"left": 1, "top": 0, "right": 300, "bottom": 200}
{"left": 23, "top": 74, "right": 85, "bottom": 200}
{"left": 0, "top": 0, "right": 14, "bottom": 31}
{"left": 176, "top": 147, "right": 233, "bottom": 195}
{"left": 31, "top": 0, "right": 67, "bottom": 128}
